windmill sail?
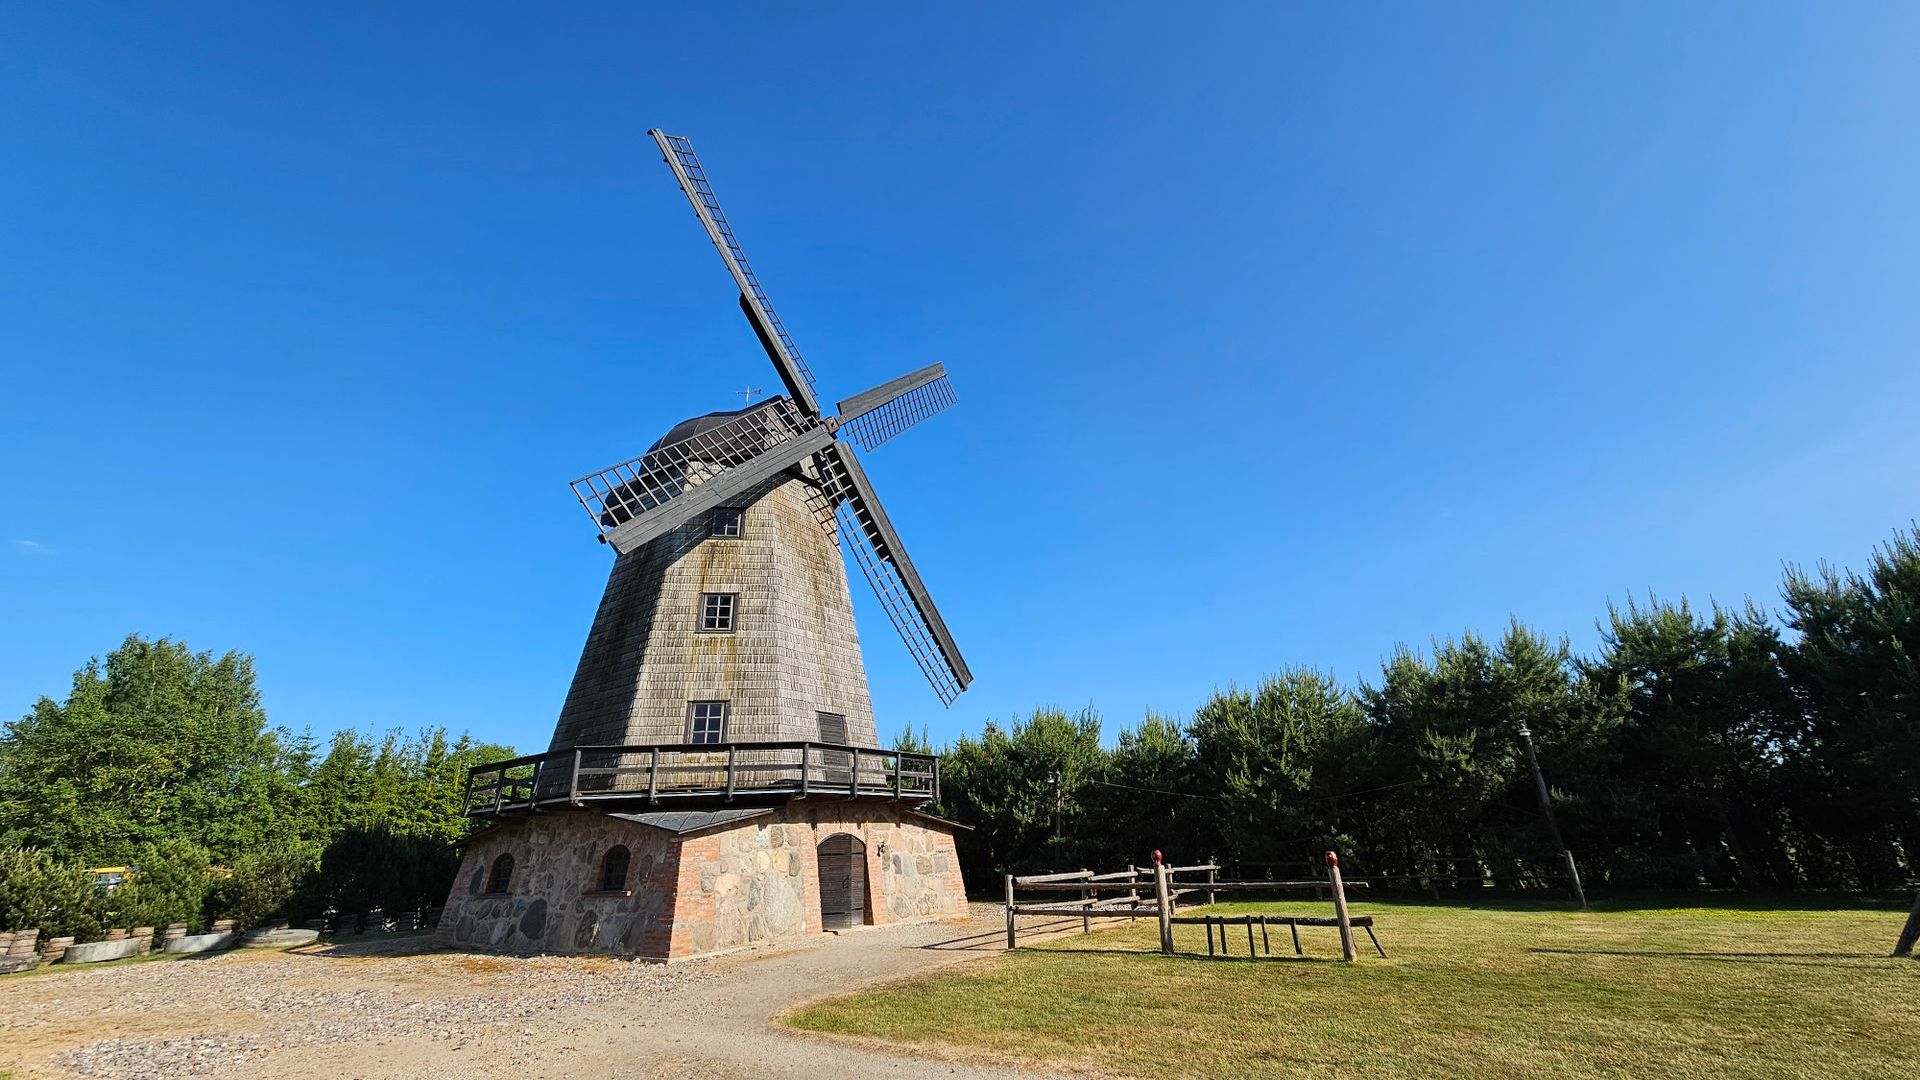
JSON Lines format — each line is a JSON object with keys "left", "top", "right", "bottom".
{"left": 811, "top": 440, "right": 971, "bottom": 705}
{"left": 628, "top": 130, "right": 974, "bottom": 707}
{"left": 650, "top": 129, "right": 822, "bottom": 416}
{"left": 572, "top": 398, "right": 831, "bottom": 555}
{"left": 836, "top": 363, "right": 959, "bottom": 452}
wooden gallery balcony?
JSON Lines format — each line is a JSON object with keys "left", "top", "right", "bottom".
{"left": 462, "top": 742, "right": 940, "bottom": 818}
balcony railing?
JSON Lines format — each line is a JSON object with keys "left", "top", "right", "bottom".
{"left": 462, "top": 741, "right": 939, "bottom": 817}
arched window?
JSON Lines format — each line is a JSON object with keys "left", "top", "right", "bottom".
{"left": 599, "top": 846, "right": 632, "bottom": 892}
{"left": 486, "top": 852, "right": 514, "bottom": 894}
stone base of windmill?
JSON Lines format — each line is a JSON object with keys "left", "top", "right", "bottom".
{"left": 438, "top": 798, "right": 968, "bottom": 962}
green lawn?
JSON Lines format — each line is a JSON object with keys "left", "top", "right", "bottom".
{"left": 786, "top": 899, "right": 1920, "bottom": 1079}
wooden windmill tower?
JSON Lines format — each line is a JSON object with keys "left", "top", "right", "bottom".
{"left": 438, "top": 132, "right": 973, "bottom": 960}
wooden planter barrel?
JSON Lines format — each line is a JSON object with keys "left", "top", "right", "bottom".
{"left": 131, "top": 926, "right": 156, "bottom": 954}
{"left": 41, "top": 935, "right": 74, "bottom": 963}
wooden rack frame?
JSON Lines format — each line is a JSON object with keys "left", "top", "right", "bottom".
{"left": 1002, "top": 854, "right": 1378, "bottom": 962}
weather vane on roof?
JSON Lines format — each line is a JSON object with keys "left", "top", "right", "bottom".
{"left": 737, "top": 385, "right": 763, "bottom": 406}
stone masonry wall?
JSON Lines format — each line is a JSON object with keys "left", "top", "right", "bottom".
{"left": 666, "top": 800, "right": 967, "bottom": 959}
{"left": 437, "top": 815, "right": 679, "bottom": 957}
{"left": 788, "top": 801, "right": 969, "bottom": 926}
{"left": 439, "top": 803, "right": 967, "bottom": 961}
{"left": 664, "top": 818, "right": 813, "bottom": 959}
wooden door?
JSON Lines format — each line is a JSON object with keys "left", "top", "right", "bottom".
{"left": 816, "top": 833, "right": 867, "bottom": 930}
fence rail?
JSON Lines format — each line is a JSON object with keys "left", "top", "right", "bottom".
{"left": 463, "top": 742, "right": 938, "bottom": 817}
{"left": 1003, "top": 853, "right": 1377, "bottom": 962}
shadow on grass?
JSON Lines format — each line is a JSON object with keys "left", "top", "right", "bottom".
{"left": 921, "top": 916, "right": 1095, "bottom": 951}
{"left": 919, "top": 926, "right": 1018, "bottom": 951}
{"left": 1529, "top": 946, "right": 1897, "bottom": 969}
{"left": 1214, "top": 893, "right": 1914, "bottom": 916}
{"left": 1030, "top": 945, "right": 1343, "bottom": 964}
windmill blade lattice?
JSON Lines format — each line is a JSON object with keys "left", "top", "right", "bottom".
{"left": 808, "top": 441, "right": 971, "bottom": 705}
{"left": 652, "top": 130, "right": 820, "bottom": 413}
{"left": 571, "top": 397, "right": 829, "bottom": 553}
{"left": 836, "top": 500, "right": 965, "bottom": 705}
{"left": 838, "top": 371, "right": 958, "bottom": 453}
{"left": 621, "top": 129, "right": 973, "bottom": 707}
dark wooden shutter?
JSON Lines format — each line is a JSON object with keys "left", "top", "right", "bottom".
{"left": 817, "top": 712, "right": 852, "bottom": 787}
{"left": 817, "top": 833, "right": 867, "bottom": 930}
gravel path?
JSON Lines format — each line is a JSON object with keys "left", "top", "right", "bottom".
{"left": 0, "top": 912, "right": 1076, "bottom": 1080}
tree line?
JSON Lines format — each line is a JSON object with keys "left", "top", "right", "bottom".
{"left": 3, "top": 525, "right": 1914, "bottom": 933}
{"left": 0, "top": 636, "right": 510, "bottom": 937}
{"left": 924, "top": 525, "right": 1920, "bottom": 895}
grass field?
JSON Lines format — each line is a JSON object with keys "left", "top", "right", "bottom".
{"left": 787, "top": 899, "right": 1920, "bottom": 1079}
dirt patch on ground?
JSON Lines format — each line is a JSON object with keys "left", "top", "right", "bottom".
{"left": 0, "top": 911, "right": 1067, "bottom": 1080}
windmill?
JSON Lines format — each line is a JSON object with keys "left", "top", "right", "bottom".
{"left": 443, "top": 133, "right": 978, "bottom": 958}
{"left": 571, "top": 130, "right": 970, "bottom": 705}
{"left": 546, "top": 128, "right": 969, "bottom": 771}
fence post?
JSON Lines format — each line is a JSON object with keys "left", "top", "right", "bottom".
{"left": 1154, "top": 860, "right": 1174, "bottom": 955}
{"left": 1207, "top": 864, "right": 1217, "bottom": 907}
{"left": 1127, "top": 864, "right": 1138, "bottom": 922}
{"left": 1895, "top": 888, "right": 1920, "bottom": 957}
{"left": 1562, "top": 849, "right": 1590, "bottom": 911}
{"left": 1326, "top": 851, "right": 1357, "bottom": 963}
{"left": 1005, "top": 874, "right": 1017, "bottom": 950}
{"left": 1082, "top": 872, "right": 1091, "bottom": 935}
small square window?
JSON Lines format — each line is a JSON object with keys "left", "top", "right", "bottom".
{"left": 699, "top": 593, "right": 737, "bottom": 633}
{"left": 710, "top": 508, "right": 743, "bottom": 538}
{"left": 687, "top": 701, "right": 729, "bottom": 744}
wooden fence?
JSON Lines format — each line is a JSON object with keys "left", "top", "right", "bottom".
{"left": 1004, "top": 852, "right": 1378, "bottom": 962}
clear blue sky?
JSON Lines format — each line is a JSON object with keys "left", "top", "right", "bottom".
{"left": 5, "top": 4, "right": 1918, "bottom": 753}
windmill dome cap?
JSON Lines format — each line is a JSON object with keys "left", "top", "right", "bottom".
{"left": 647, "top": 400, "right": 785, "bottom": 453}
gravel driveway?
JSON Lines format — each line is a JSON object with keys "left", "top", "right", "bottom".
{"left": 0, "top": 911, "right": 1067, "bottom": 1080}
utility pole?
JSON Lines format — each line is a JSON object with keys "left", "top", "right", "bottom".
{"left": 1517, "top": 722, "right": 1588, "bottom": 910}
